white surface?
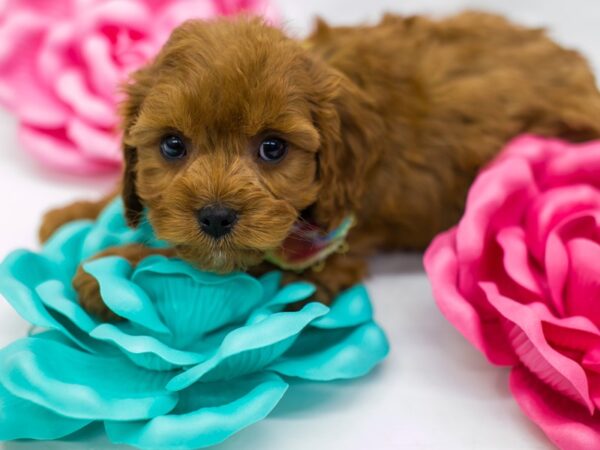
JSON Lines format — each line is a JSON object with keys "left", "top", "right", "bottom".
{"left": 3, "top": 1, "right": 599, "bottom": 448}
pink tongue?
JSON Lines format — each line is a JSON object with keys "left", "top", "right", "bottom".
{"left": 276, "top": 222, "right": 327, "bottom": 264}
{"left": 266, "top": 215, "right": 355, "bottom": 270}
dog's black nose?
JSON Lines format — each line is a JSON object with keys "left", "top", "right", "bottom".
{"left": 197, "top": 204, "right": 238, "bottom": 239}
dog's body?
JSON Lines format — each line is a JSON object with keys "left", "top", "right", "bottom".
{"left": 40, "top": 12, "right": 600, "bottom": 317}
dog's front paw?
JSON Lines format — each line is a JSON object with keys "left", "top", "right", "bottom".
{"left": 72, "top": 265, "right": 120, "bottom": 322}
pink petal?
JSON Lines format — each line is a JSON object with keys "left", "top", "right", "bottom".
{"left": 543, "top": 322, "right": 600, "bottom": 363}
{"left": 544, "top": 231, "right": 570, "bottom": 317}
{"left": 77, "top": 0, "right": 152, "bottom": 34}
{"left": 19, "top": 124, "right": 118, "bottom": 175}
{"left": 74, "top": 1, "right": 155, "bottom": 74}
{"left": 159, "top": 0, "right": 218, "bottom": 29}
{"left": 565, "top": 239, "right": 600, "bottom": 326}
{"left": 66, "top": 117, "right": 121, "bottom": 161}
{"left": 55, "top": 69, "right": 116, "bottom": 128}
{"left": 80, "top": 34, "right": 121, "bottom": 100}
{"left": 0, "top": 12, "right": 44, "bottom": 62}
{"left": 36, "top": 22, "right": 77, "bottom": 88}
{"left": 0, "top": 13, "right": 70, "bottom": 127}
{"left": 495, "top": 134, "right": 567, "bottom": 177}
{"left": 542, "top": 141, "right": 600, "bottom": 191}
{"left": 525, "top": 185, "right": 600, "bottom": 265}
{"left": 583, "top": 349, "right": 600, "bottom": 374}
{"left": 455, "top": 156, "right": 538, "bottom": 304}
{"left": 4, "top": 0, "right": 75, "bottom": 18}
{"left": 116, "top": 38, "right": 156, "bottom": 73}
{"left": 456, "top": 156, "right": 536, "bottom": 264}
{"left": 544, "top": 213, "right": 600, "bottom": 316}
{"left": 218, "top": 0, "right": 280, "bottom": 22}
{"left": 510, "top": 365, "right": 600, "bottom": 450}
{"left": 496, "top": 226, "right": 544, "bottom": 298}
{"left": 556, "top": 212, "right": 600, "bottom": 244}
{"left": 481, "top": 282, "right": 595, "bottom": 412}
{"left": 424, "top": 231, "right": 517, "bottom": 365}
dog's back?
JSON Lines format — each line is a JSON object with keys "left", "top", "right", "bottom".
{"left": 308, "top": 11, "right": 600, "bottom": 249}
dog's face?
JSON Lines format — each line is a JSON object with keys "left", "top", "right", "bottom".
{"left": 121, "top": 18, "right": 377, "bottom": 273}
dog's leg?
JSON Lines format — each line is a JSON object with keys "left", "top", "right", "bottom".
{"left": 73, "top": 244, "right": 175, "bottom": 321}
{"left": 39, "top": 191, "right": 118, "bottom": 244}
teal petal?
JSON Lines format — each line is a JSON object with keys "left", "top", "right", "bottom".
{"left": 0, "top": 382, "right": 91, "bottom": 440}
{"left": 41, "top": 220, "right": 93, "bottom": 275}
{"left": 133, "top": 256, "right": 265, "bottom": 347}
{"left": 90, "top": 323, "right": 205, "bottom": 371}
{"left": 269, "top": 322, "right": 389, "bottom": 380}
{"left": 34, "top": 280, "right": 116, "bottom": 355}
{"left": 80, "top": 230, "right": 126, "bottom": 261}
{"left": 97, "top": 198, "right": 131, "bottom": 231}
{"left": 79, "top": 200, "right": 166, "bottom": 260}
{"left": 266, "top": 281, "right": 316, "bottom": 308}
{"left": 36, "top": 280, "right": 97, "bottom": 333}
{"left": 0, "top": 249, "right": 65, "bottom": 287}
{"left": 312, "top": 284, "right": 373, "bottom": 329}
{"left": 106, "top": 372, "right": 288, "bottom": 450}
{"left": 258, "top": 271, "right": 282, "bottom": 302}
{"left": 244, "top": 280, "right": 315, "bottom": 326}
{"left": 167, "top": 302, "right": 329, "bottom": 391}
{"left": 29, "top": 328, "right": 89, "bottom": 347}
{"left": 0, "top": 267, "right": 60, "bottom": 329}
{"left": 96, "top": 198, "right": 130, "bottom": 231}
{"left": 0, "top": 337, "right": 178, "bottom": 420}
{"left": 0, "top": 251, "right": 95, "bottom": 351}
{"left": 94, "top": 199, "right": 162, "bottom": 245}
{"left": 79, "top": 200, "right": 135, "bottom": 258}
{"left": 84, "top": 257, "right": 170, "bottom": 334}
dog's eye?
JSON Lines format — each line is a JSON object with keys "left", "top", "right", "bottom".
{"left": 258, "top": 138, "right": 288, "bottom": 162}
{"left": 160, "top": 134, "right": 187, "bottom": 160}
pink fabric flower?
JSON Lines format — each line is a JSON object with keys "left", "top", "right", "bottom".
{"left": 0, "top": 0, "right": 278, "bottom": 174}
{"left": 425, "top": 135, "right": 600, "bottom": 449}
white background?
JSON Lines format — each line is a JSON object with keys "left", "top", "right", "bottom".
{"left": 3, "top": 0, "right": 599, "bottom": 448}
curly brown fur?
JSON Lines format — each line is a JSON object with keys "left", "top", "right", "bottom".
{"left": 41, "top": 12, "right": 600, "bottom": 318}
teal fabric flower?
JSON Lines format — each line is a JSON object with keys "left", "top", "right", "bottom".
{"left": 0, "top": 199, "right": 389, "bottom": 449}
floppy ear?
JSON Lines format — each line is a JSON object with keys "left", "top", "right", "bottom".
{"left": 309, "top": 64, "right": 384, "bottom": 231}
{"left": 119, "top": 67, "right": 155, "bottom": 227}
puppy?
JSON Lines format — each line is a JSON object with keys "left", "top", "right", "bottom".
{"left": 40, "top": 12, "right": 600, "bottom": 319}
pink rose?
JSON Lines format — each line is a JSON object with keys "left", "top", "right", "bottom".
{"left": 425, "top": 135, "right": 600, "bottom": 449}
{"left": 0, "top": 0, "right": 278, "bottom": 174}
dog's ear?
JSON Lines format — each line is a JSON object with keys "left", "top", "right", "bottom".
{"left": 119, "top": 66, "right": 155, "bottom": 228}
{"left": 309, "top": 63, "right": 384, "bottom": 231}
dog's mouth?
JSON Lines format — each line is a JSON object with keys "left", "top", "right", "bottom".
{"left": 174, "top": 244, "right": 264, "bottom": 274}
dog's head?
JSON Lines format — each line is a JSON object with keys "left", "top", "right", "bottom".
{"left": 120, "top": 17, "right": 381, "bottom": 272}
